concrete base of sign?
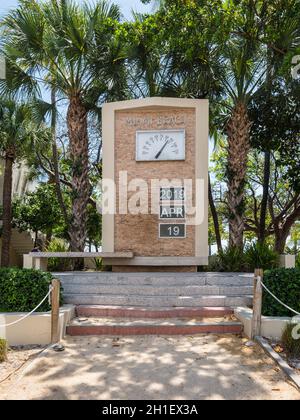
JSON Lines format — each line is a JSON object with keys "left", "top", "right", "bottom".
{"left": 112, "top": 266, "right": 198, "bottom": 273}
{"left": 0, "top": 305, "right": 75, "bottom": 346}
{"left": 23, "top": 252, "right": 134, "bottom": 272}
{"left": 104, "top": 256, "right": 208, "bottom": 272}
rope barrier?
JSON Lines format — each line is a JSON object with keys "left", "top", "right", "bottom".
{"left": 258, "top": 276, "right": 300, "bottom": 317}
{"left": 0, "top": 285, "right": 53, "bottom": 328}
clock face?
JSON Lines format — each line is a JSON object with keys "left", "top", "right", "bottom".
{"left": 136, "top": 130, "right": 185, "bottom": 161}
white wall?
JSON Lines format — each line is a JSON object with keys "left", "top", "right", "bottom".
{"left": 0, "top": 159, "right": 37, "bottom": 206}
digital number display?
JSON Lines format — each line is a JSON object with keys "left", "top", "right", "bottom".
{"left": 159, "top": 224, "right": 186, "bottom": 238}
{"left": 160, "top": 205, "right": 185, "bottom": 219}
{"left": 160, "top": 187, "right": 185, "bottom": 202}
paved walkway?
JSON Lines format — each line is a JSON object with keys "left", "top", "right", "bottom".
{"left": 1, "top": 335, "right": 299, "bottom": 400}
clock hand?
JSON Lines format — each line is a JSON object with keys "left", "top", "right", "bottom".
{"left": 155, "top": 139, "right": 170, "bottom": 160}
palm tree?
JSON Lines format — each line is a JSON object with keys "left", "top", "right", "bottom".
{"left": 156, "top": 0, "right": 299, "bottom": 250}
{"left": 1, "top": 0, "right": 125, "bottom": 252}
{"left": 126, "top": 13, "right": 167, "bottom": 98}
{"left": 0, "top": 101, "right": 43, "bottom": 267}
{"left": 221, "top": 38, "right": 262, "bottom": 249}
{"left": 165, "top": 1, "right": 265, "bottom": 250}
{"left": 220, "top": 0, "right": 299, "bottom": 249}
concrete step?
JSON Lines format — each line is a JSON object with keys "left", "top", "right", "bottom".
{"left": 56, "top": 272, "right": 254, "bottom": 287}
{"left": 64, "top": 293, "right": 253, "bottom": 307}
{"left": 62, "top": 284, "right": 253, "bottom": 297}
{"left": 66, "top": 316, "right": 243, "bottom": 336}
{"left": 76, "top": 305, "right": 235, "bottom": 318}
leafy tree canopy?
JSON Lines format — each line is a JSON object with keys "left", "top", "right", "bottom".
{"left": 13, "top": 183, "right": 64, "bottom": 236}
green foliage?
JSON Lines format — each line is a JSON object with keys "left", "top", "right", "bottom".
{"left": 296, "top": 254, "right": 300, "bottom": 269}
{"left": 94, "top": 258, "right": 103, "bottom": 271}
{"left": 290, "top": 223, "right": 300, "bottom": 254}
{"left": 0, "top": 338, "right": 7, "bottom": 363}
{"left": 262, "top": 268, "right": 300, "bottom": 317}
{"left": 0, "top": 100, "right": 39, "bottom": 158}
{"left": 86, "top": 204, "right": 102, "bottom": 250}
{"left": 281, "top": 323, "right": 300, "bottom": 359}
{"left": 2, "top": 0, "right": 126, "bottom": 105}
{"left": 0, "top": 268, "right": 54, "bottom": 312}
{"left": 249, "top": 80, "right": 300, "bottom": 193}
{"left": 0, "top": 0, "right": 299, "bottom": 257}
{"left": 46, "top": 238, "right": 71, "bottom": 272}
{"left": 91, "top": 258, "right": 113, "bottom": 272}
{"left": 13, "top": 183, "right": 65, "bottom": 237}
{"left": 210, "top": 242, "right": 279, "bottom": 272}
{"left": 214, "top": 246, "right": 247, "bottom": 272}
{"left": 244, "top": 242, "right": 279, "bottom": 272}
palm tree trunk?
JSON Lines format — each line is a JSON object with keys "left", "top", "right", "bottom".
{"left": 226, "top": 102, "right": 251, "bottom": 250}
{"left": 1, "top": 148, "right": 15, "bottom": 267}
{"left": 67, "top": 96, "right": 89, "bottom": 253}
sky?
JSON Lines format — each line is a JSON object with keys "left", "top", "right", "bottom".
{"left": 0, "top": 0, "right": 152, "bottom": 19}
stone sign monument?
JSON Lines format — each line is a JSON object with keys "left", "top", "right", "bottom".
{"left": 102, "top": 97, "right": 208, "bottom": 272}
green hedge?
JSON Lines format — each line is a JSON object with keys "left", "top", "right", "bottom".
{"left": 0, "top": 268, "right": 56, "bottom": 312}
{"left": 262, "top": 268, "right": 300, "bottom": 317}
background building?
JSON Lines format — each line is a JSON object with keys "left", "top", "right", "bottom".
{"left": 0, "top": 160, "right": 36, "bottom": 266}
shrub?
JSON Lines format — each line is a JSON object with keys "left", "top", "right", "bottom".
{"left": 94, "top": 258, "right": 104, "bottom": 271}
{"left": 296, "top": 253, "right": 300, "bottom": 269}
{"left": 93, "top": 258, "right": 113, "bottom": 272}
{"left": 262, "top": 268, "right": 300, "bottom": 317}
{"left": 0, "top": 338, "right": 7, "bottom": 362}
{"left": 46, "top": 238, "right": 72, "bottom": 272}
{"left": 281, "top": 323, "right": 300, "bottom": 359}
{"left": 214, "top": 246, "right": 247, "bottom": 272}
{"left": 244, "top": 242, "right": 279, "bottom": 271}
{"left": 0, "top": 268, "right": 56, "bottom": 312}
